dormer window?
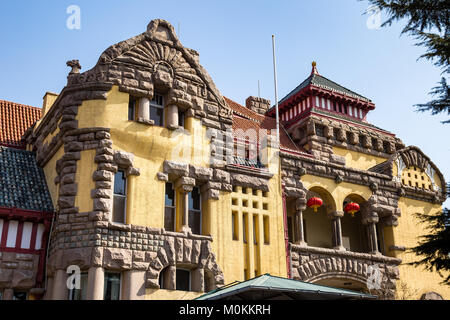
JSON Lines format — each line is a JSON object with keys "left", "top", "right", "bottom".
{"left": 150, "top": 93, "right": 164, "bottom": 126}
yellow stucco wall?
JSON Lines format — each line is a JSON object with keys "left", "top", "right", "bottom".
{"left": 333, "top": 146, "right": 387, "bottom": 171}
{"left": 73, "top": 85, "right": 287, "bottom": 298}
{"left": 75, "top": 149, "right": 97, "bottom": 213}
{"left": 42, "top": 146, "right": 64, "bottom": 206}
{"left": 145, "top": 289, "right": 202, "bottom": 300}
{"left": 385, "top": 198, "right": 450, "bottom": 299}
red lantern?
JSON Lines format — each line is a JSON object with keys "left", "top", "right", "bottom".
{"left": 307, "top": 197, "right": 323, "bottom": 212}
{"left": 344, "top": 202, "right": 360, "bottom": 217}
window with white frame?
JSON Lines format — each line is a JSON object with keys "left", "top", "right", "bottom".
{"left": 112, "top": 170, "right": 127, "bottom": 224}
{"left": 188, "top": 187, "right": 202, "bottom": 235}
{"left": 104, "top": 272, "right": 121, "bottom": 300}
{"left": 164, "top": 182, "right": 176, "bottom": 232}
{"left": 150, "top": 93, "right": 164, "bottom": 126}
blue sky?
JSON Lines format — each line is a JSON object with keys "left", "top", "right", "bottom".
{"left": 0, "top": 0, "right": 448, "bottom": 205}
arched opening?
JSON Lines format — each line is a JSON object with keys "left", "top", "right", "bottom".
{"left": 158, "top": 266, "right": 173, "bottom": 290}
{"left": 313, "top": 277, "right": 369, "bottom": 294}
{"left": 341, "top": 194, "right": 369, "bottom": 253}
{"left": 302, "top": 187, "right": 336, "bottom": 249}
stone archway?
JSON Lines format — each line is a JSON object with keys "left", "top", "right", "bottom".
{"left": 340, "top": 193, "right": 370, "bottom": 253}
{"left": 290, "top": 245, "right": 401, "bottom": 299}
{"left": 146, "top": 234, "right": 224, "bottom": 291}
{"left": 302, "top": 186, "right": 337, "bottom": 249}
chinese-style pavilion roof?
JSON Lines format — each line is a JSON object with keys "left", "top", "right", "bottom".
{"left": 0, "top": 99, "right": 42, "bottom": 149}
{"left": 0, "top": 146, "right": 54, "bottom": 212}
{"left": 276, "top": 63, "right": 372, "bottom": 108}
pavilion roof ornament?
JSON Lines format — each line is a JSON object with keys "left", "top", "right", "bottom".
{"left": 311, "top": 61, "right": 319, "bottom": 76}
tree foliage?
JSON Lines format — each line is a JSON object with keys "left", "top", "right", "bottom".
{"left": 364, "top": 0, "right": 450, "bottom": 122}
{"left": 407, "top": 183, "right": 450, "bottom": 285}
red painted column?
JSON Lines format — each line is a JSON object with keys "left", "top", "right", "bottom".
{"left": 0, "top": 220, "right": 9, "bottom": 248}
{"left": 29, "top": 222, "right": 38, "bottom": 250}
{"left": 15, "top": 221, "right": 24, "bottom": 249}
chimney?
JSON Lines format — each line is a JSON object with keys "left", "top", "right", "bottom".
{"left": 42, "top": 92, "right": 59, "bottom": 116}
{"left": 245, "top": 96, "right": 271, "bottom": 115}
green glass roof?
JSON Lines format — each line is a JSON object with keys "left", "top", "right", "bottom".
{"left": 195, "top": 274, "right": 377, "bottom": 300}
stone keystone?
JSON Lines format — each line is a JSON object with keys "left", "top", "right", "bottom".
{"left": 114, "top": 151, "right": 134, "bottom": 167}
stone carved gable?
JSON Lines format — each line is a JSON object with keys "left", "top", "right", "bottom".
{"left": 73, "top": 19, "right": 231, "bottom": 121}
{"left": 394, "top": 146, "right": 445, "bottom": 193}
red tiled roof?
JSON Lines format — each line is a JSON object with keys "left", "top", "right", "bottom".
{"left": 0, "top": 99, "right": 41, "bottom": 148}
{"left": 224, "top": 97, "right": 307, "bottom": 154}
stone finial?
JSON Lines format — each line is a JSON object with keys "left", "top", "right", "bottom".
{"left": 66, "top": 60, "right": 81, "bottom": 75}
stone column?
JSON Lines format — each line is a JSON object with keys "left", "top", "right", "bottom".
{"left": 329, "top": 211, "right": 345, "bottom": 251}
{"left": 44, "top": 277, "right": 54, "bottom": 300}
{"left": 122, "top": 270, "right": 145, "bottom": 300}
{"left": 166, "top": 104, "right": 179, "bottom": 130}
{"left": 191, "top": 268, "right": 205, "bottom": 292}
{"left": 162, "top": 266, "right": 176, "bottom": 290}
{"left": 175, "top": 177, "right": 195, "bottom": 233}
{"left": 362, "top": 210, "right": 380, "bottom": 254}
{"left": 368, "top": 223, "right": 380, "bottom": 254}
{"left": 2, "top": 288, "right": 14, "bottom": 300}
{"left": 86, "top": 266, "right": 104, "bottom": 300}
{"left": 138, "top": 97, "right": 150, "bottom": 122}
{"left": 295, "top": 198, "right": 307, "bottom": 246}
{"left": 52, "top": 269, "right": 68, "bottom": 300}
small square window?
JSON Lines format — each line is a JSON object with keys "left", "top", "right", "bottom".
{"left": 315, "top": 124, "right": 325, "bottom": 137}
{"left": 262, "top": 192, "right": 268, "bottom": 198}
{"left": 263, "top": 203, "right": 268, "bottom": 210}
{"left": 252, "top": 201, "right": 258, "bottom": 209}
{"left": 252, "top": 189, "right": 258, "bottom": 196}
{"left": 243, "top": 200, "right": 248, "bottom": 207}
{"left": 233, "top": 186, "right": 239, "bottom": 193}
{"left": 232, "top": 198, "right": 238, "bottom": 206}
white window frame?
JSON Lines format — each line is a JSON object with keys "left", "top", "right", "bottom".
{"left": 150, "top": 93, "right": 165, "bottom": 127}
{"left": 164, "top": 182, "right": 177, "bottom": 232}
{"left": 188, "top": 187, "right": 202, "bottom": 235}
{"left": 104, "top": 272, "right": 122, "bottom": 301}
{"left": 112, "top": 170, "right": 127, "bottom": 224}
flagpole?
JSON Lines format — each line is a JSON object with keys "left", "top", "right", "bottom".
{"left": 272, "top": 35, "right": 280, "bottom": 148}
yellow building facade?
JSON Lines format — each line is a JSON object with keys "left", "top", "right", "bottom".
{"left": 24, "top": 19, "right": 448, "bottom": 300}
